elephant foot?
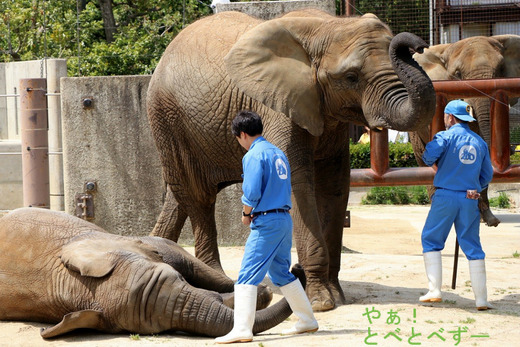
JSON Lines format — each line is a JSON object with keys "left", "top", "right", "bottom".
{"left": 481, "top": 208, "right": 500, "bottom": 227}
{"left": 307, "top": 279, "right": 335, "bottom": 312}
{"left": 329, "top": 278, "right": 348, "bottom": 306}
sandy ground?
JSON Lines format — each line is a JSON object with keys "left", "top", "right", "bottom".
{"left": 0, "top": 205, "right": 519, "bottom": 347}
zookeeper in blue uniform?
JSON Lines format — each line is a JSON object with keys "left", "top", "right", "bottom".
{"left": 419, "top": 100, "right": 494, "bottom": 310}
{"left": 216, "top": 110, "right": 318, "bottom": 344}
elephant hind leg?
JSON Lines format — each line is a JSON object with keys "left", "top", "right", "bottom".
{"left": 190, "top": 203, "right": 225, "bottom": 273}
{"left": 150, "top": 185, "right": 188, "bottom": 241}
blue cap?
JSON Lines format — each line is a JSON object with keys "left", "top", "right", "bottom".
{"left": 444, "top": 100, "right": 476, "bottom": 122}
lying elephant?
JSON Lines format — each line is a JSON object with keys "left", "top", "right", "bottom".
{"left": 412, "top": 35, "right": 520, "bottom": 227}
{"left": 0, "top": 208, "right": 296, "bottom": 338}
{"left": 147, "top": 9, "right": 436, "bottom": 312}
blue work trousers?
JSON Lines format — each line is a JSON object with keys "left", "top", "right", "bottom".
{"left": 422, "top": 189, "right": 485, "bottom": 260}
{"left": 237, "top": 210, "right": 296, "bottom": 287}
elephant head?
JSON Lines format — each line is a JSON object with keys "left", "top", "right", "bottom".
{"left": 0, "top": 208, "right": 295, "bottom": 338}
{"left": 224, "top": 12, "right": 436, "bottom": 135}
{"left": 413, "top": 35, "right": 520, "bottom": 144}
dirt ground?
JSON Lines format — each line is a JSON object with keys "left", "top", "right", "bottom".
{"left": 1, "top": 205, "right": 519, "bottom": 347}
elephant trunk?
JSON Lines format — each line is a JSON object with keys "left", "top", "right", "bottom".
{"left": 170, "top": 265, "right": 307, "bottom": 337}
{"left": 167, "top": 283, "right": 292, "bottom": 337}
{"left": 371, "top": 32, "right": 436, "bottom": 131}
{"left": 469, "top": 97, "right": 491, "bottom": 145}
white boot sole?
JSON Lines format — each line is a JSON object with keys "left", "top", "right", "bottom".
{"left": 215, "top": 337, "right": 253, "bottom": 344}
{"left": 282, "top": 325, "right": 319, "bottom": 336}
{"left": 420, "top": 297, "right": 442, "bottom": 303}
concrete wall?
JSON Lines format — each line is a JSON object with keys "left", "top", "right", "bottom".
{"left": 0, "top": 140, "right": 23, "bottom": 209}
{"left": 61, "top": 76, "right": 163, "bottom": 236}
{"left": 214, "top": 0, "right": 336, "bottom": 19}
{"left": 0, "top": 59, "right": 67, "bottom": 210}
{"left": 61, "top": 76, "right": 250, "bottom": 244}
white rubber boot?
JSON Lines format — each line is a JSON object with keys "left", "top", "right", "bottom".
{"left": 420, "top": 251, "right": 442, "bottom": 302}
{"left": 279, "top": 278, "right": 319, "bottom": 335}
{"left": 215, "top": 284, "right": 257, "bottom": 344}
{"left": 469, "top": 259, "right": 493, "bottom": 310}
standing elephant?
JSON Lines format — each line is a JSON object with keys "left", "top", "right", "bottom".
{"left": 412, "top": 35, "right": 520, "bottom": 227}
{"left": 147, "top": 9, "right": 436, "bottom": 312}
{"left": 0, "top": 208, "right": 294, "bottom": 338}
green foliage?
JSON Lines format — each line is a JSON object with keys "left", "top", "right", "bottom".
{"left": 362, "top": 186, "right": 429, "bottom": 205}
{"left": 510, "top": 126, "right": 520, "bottom": 145}
{"left": 512, "top": 152, "right": 520, "bottom": 165}
{"left": 349, "top": 142, "right": 371, "bottom": 168}
{"left": 350, "top": 142, "right": 418, "bottom": 169}
{"left": 489, "top": 192, "right": 511, "bottom": 209}
{"left": 0, "top": 0, "right": 212, "bottom": 76}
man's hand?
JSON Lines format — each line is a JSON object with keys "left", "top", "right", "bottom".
{"left": 242, "top": 205, "right": 253, "bottom": 225}
{"left": 241, "top": 215, "right": 252, "bottom": 225}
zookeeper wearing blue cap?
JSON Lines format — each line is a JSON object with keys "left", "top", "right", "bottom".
{"left": 216, "top": 110, "right": 318, "bottom": 344}
{"left": 419, "top": 100, "right": 494, "bottom": 310}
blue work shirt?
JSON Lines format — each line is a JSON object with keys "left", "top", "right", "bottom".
{"left": 422, "top": 123, "right": 493, "bottom": 192}
{"left": 241, "top": 136, "right": 292, "bottom": 212}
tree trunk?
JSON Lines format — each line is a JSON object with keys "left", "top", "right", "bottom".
{"left": 98, "top": 0, "right": 117, "bottom": 43}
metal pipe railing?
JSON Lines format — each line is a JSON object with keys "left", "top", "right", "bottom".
{"left": 350, "top": 78, "right": 520, "bottom": 186}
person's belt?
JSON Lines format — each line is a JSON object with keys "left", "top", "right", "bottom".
{"left": 251, "top": 209, "right": 289, "bottom": 217}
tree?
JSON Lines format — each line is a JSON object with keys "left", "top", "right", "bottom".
{"left": 0, "top": 0, "right": 212, "bottom": 76}
{"left": 98, "top": 0, "right": 117, "bottom": 43}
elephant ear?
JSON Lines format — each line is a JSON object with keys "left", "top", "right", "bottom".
{"left": 60, "top": 238, "right": 162, "bottom": 277}
{"left": 493, "top": 35, "right": 520, "bottom": 77}
{"left": 224, "top": 17, "right": 324, "bottom": 136}
{"left": 413, "top": 44, "right": 450, "bottom": 80}
{"left": 40, "top": 310, "right": 104, "bottom": 338}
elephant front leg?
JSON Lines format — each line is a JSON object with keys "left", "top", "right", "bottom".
{"left": 479, "top": 187, "right": 500, "bottom": 227}
{"left": 315, "top": 155, "right": 350, "bottom": 306}
{"left": 292, "top": 182, "right": 335, "bottom": 312}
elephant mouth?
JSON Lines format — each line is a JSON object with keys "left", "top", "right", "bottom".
{"left": 337, "top": 105, "right": 364, "bottom": 123}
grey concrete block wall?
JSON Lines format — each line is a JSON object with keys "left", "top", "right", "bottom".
{"left": 0, "top": 140, "right": 23, "bottom": 209}
{"left": 61, "top": 76, "right": 164, "bottom": 236}
{"left": 214, "top": 0, "right": 336, "bottom": 19}
{"left": 61, "top": 76, "right": 250, "bottom": 244}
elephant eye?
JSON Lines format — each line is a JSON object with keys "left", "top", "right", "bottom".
{"left": 326, "top": 69, "right": 359, "bottom": 89}
{"left": 344, "top": 71, "right": 359, "bottom": 84}
{"left": 453, "top": 69, "right": 462, "bottom": 80}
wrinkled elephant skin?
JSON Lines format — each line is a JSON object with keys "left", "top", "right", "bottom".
{"left": 0, "top": 208, "right": 296, "bottom": 338}
{"left": 413, "top": 35, "right": 520, "bottom": 227}
{"left": 147, "top": 9, "right": 436, "bottom": 311}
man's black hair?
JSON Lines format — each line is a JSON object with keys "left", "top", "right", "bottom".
{"left": 231, "top": 110, "right": 263, "bottom": 137}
